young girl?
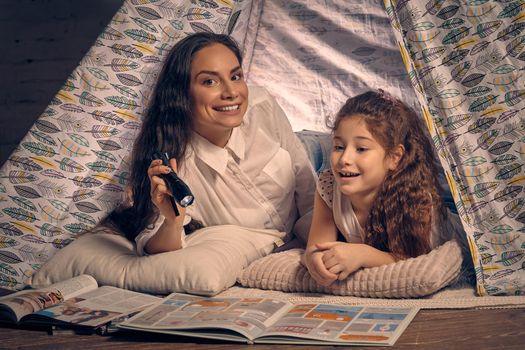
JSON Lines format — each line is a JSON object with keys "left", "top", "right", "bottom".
{"left": 302, "top": 90, "right": 470, "bottom": 286}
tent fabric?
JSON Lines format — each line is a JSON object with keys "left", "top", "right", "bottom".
{"left": 384, "top": 0, "right": 525, "bottom": 296}
{"left": 238, "top": 0, "right": 421, "bottom": 132}
{"left": 0, "top": 0, "right": 522, "bottom": 296}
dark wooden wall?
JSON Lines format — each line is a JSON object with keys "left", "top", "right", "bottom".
{"left": 0, "top": 0, "right": 124, "bottom": 166}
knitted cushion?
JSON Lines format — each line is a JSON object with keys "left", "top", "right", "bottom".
{"left": 239, "top": 240, "right": 462, "bottom": 298}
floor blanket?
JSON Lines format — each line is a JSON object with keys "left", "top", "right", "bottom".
{"left": 217, "top": 284, "right": 525, "bottom": 310}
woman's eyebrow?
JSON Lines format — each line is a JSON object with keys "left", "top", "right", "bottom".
{"left": 194, "top": 66, "right": 242, "bottom": 79}
{"left": 194, "top": 70, "right": 218, "bottom": 79}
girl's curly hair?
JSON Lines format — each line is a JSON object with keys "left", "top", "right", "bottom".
{"left": 330, "top": 90, "right": 445, "bottom": 259}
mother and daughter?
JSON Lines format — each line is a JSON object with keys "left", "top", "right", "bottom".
{"left": 107, "top": 32, "right": 471, "bottom": 287}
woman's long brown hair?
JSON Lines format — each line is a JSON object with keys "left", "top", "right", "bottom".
{"left": 106, "top": 33, "right": 242, "bottom": 241}
{"left": 330, "top": 90, "right": 445, "bottom": 258}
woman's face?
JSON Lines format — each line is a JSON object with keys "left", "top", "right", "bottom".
{"left": 189, "top": 43, "right": 248, "bottom": 147}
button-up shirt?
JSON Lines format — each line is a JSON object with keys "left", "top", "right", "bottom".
{"left": 136, "top": 86, "right": 316, "bottom": 254}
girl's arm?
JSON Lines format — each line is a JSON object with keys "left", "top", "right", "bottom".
{"left": 302, "top": 191, "right": 339, "bottom": 286}
{"left": 317, "top": 242, "right": 397, "bottom": 280}
{"left": 306, "top": 191, "right": 338, "bottom": 246}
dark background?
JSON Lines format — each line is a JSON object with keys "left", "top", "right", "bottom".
{"left": 0, "top": 0, "right": 124, "bottom": 166}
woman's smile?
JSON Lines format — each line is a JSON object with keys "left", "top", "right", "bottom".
{"left": 213, "top": 104, "right": 241, "bottom": 112}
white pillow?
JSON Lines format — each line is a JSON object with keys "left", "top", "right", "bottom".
{"left": 238, "top": 240, "right": 463, "bottom": 298}
{"left": 30, "top": 225, "right": 284, "bottom": 296}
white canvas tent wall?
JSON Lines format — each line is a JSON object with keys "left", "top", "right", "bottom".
{"left": 0, "top": 0, "right": 523, "bottom": 296}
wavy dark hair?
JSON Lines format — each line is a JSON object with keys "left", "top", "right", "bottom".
{"left": 330, "top": 90, "right": 445, "bottom": 258}
{"left": 106, "top": 33, "right": 243, "bottom": 241}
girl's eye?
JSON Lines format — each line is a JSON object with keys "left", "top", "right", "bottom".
{"left": 356, "top": 147, "right": 368, "bottom": 153}
{"left": 333, "top": 145, "right": 345, "bottom": 152}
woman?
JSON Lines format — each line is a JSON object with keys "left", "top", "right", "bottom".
{"left": 108, "top": 33, "right": 316, "bottom": 255}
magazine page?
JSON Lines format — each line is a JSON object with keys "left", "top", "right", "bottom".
{"left": 119, "top": 293, "right": 293, "bottom": 341}
{"left": 0, "top": 274, "right": 98, "bottom": 323}
{"left": 256, "top": 304, "right": 419, "bottom": 345}
{"left": 24, "top": 285, "right": 161, "bottom": 328}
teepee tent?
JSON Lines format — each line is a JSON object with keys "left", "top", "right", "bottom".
{"left": 0, "top": 0, "right": 523, "bottom": 296}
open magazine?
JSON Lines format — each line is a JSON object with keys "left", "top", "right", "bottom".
{"left": 119, "top": 293, "right": 419, "bottom": 346}
{"left": 0, "top": 275, "right": 160, "bottom": 334}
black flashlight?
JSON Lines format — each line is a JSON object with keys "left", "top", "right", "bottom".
{"left": 152, "top": 151, "right": 194, "bottom": 216}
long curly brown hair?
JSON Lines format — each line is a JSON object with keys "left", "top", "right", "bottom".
{"left": 331, "top": 90, "right": 445, "bottom": 259}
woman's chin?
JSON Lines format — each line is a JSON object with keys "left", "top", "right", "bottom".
{"left": 222, "top": 116, "right": 244, "bottom": 129}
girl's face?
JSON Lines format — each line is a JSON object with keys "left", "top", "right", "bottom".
{"left": 330, "top": 115, "right": 401, "bottom": 202}
{"left": 189, "top": 43, "right": 248, "bottom": 147}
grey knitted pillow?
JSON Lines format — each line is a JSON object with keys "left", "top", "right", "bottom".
{"left": 238, "top": 240, "right": 462, "bottom": 298}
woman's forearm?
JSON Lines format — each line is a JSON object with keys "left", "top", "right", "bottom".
{"left": 144, "top": 209, "right": 186, "bottom": 254}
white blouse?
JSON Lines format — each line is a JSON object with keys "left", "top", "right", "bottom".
{"left": 135, "top": 86, "right": 316, "bottom": 254}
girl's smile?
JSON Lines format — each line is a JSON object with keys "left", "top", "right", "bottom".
{"left": 337, "top": 171, "right": 360, "bottom": 178}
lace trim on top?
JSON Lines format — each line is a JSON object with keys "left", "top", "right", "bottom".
{"left": 317, "top": 169, "right": 334, "bottom": 208}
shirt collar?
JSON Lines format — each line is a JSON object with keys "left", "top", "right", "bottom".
{"left": 225, "top": 127, "right": 245, "bottom": 162}
{"left": 191, "top": 128, "right": 245, "bottom": 175}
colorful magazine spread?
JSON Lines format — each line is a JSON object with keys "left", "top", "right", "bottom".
{"left": 119, "top": 293, "right": 419, "bottom": 346}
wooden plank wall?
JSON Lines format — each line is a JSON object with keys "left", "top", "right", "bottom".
{"left": 0, "top": 0, "right": 124, "bottom": 166}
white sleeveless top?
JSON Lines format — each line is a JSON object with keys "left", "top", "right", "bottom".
{"left": 317, "top": 169, "right": 364, "bottom": 243}
{"left": 317, "top": 169, "right": 461, "bottom": 248}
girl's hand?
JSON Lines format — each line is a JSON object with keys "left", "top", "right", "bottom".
{"left": 301, "top": 246, "right": 338, "bottom": 286}
{"left": 316, "top": 242, "right": 365, "bottom": 280}
{"left": 147, "top": 158, "right": 183, "bottom": 221}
